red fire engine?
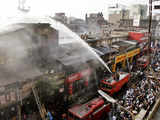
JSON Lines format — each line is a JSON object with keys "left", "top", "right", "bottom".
{"left": 100, "top": 72, "right": 130, "bottom": 95}
{"left": 67, "top": 97, "right": 110, "bottom": 120}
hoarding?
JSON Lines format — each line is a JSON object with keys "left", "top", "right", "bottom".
{"left": 127, "top": 48, "right": 140, "bottom": 58}
{"left": 115, "top": 54, "right": 126, "bottom": 63}
{"left": 115, "top": 48, "right": 140, "bottom": 63}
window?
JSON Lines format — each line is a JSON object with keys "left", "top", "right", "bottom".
{"left": 154, "top": 5, "right": 160, "bottom": 9}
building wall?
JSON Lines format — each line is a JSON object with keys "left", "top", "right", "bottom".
{"left": 155, "top": 23, "right": 160, "bottom": 39}
{"left": 119, "top": 19, "right": 158, "bottom": 29}
{"left": 153, "top": 14, "right": 160, "bottom": 21}
{"left": 108, "top": 4, "right": 127, "bottom": 15}
{"left": 129, "top": 4, "right": 147, "bottom": 19}
{"left": 85, "top": 12, "right": 106, "bottom": 35}
{"left": 108, "top": 14, "right": 122, "bottom": 24}
{"left": 108, "top": 4, "right": 129, "bottom": 24}
{"left": 119, "top": 19, "right": 133, "bottom": 27}
{"left": 120, "top": 10, "right": 130, "bottom": 19}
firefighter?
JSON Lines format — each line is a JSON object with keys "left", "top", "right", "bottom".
{"left": 114, "top": 72, "right": 120, "bottom": 81}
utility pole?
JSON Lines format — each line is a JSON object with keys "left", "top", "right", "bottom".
{"left": 32, "top": 86, "right": 47, "bottom": 120}
{"left": 148, "top": 0, "right": 152, "bottom": 64}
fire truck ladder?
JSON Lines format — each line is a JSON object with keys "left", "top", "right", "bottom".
{"left": 32, "top": 86, "right": 47, "bottom": 120}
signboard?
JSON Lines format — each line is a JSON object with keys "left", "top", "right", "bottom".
{"left": 67, "top": 69, "right": 91, "bottom": 83}
{"left": 67, "top": 73, "right": 81, "bottom": 83}
{"left": 127, "top": 48, "right": 140, "bottom": 58}
{"left": 133, "top": 15, "right": 140, "bottom": 27}
{"left": 115, "top": 48, "right": 140, "bottom": 63}
{"left": 115, "top": 54, "right": 126, "bottom": 63}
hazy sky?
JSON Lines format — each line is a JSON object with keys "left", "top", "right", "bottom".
{"left": 0, "top": 0, "right": 149, "bottom": 19}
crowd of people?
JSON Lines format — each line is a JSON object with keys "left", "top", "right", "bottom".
{"left": 109, "top": 104, "right": 132, "bottom": 120}
{"left": 122, "top": 78, "right": 159, "bottom": 112}
{"left": 110, "top": 76, "right": 160, "bottom": 120}
{"left": 108, "top": 42, "right": 160, "bottom": 120}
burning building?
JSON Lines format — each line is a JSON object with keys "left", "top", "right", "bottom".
{"left": 0, "top": 17, "right": 110, "bottom": 120}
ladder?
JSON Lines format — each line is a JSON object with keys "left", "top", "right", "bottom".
{"left": 16, "top": 87, "right": 22, "bottom": 120}
{"left": 32, "top": 86, "right": 47, "bottom": 120}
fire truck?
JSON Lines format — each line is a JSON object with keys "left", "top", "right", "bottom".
{"left": 67, "top": 97, "right": 110, "bottom": 120}
{"left": 100, "top": 72, "right": 130, "bottom": 95}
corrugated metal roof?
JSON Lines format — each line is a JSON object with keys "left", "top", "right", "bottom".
{"left": 93, "top": 46, "right": 117, "bottom": 56}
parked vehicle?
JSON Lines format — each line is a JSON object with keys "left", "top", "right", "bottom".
{"left": 100, "top": 72, "right": 130, "bottom": 95}
{"left": 67, "top": 97, "right": 110, "bottom": 120}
